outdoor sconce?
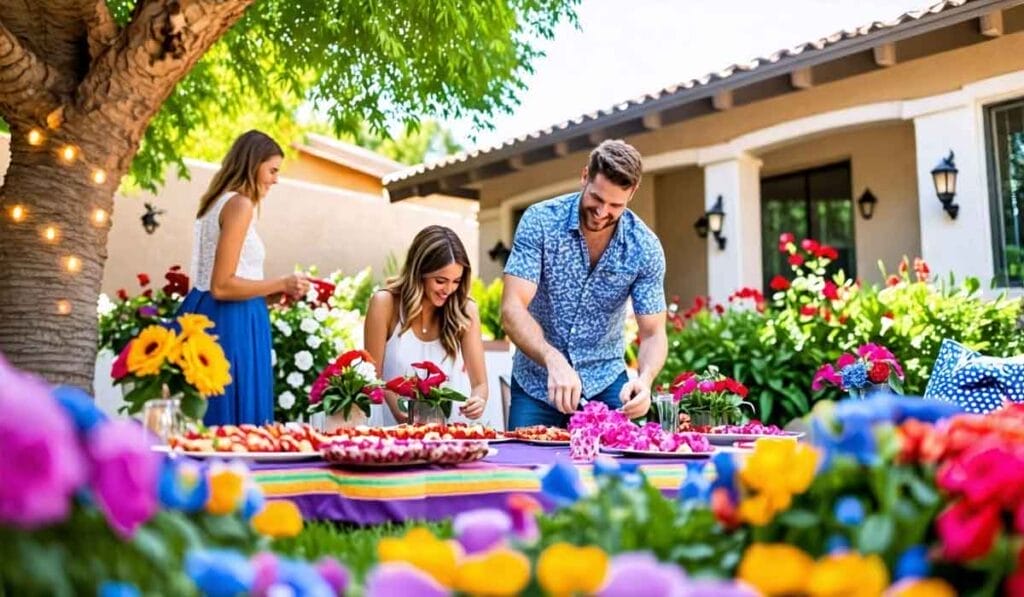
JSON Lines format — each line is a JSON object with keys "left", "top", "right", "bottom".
{"left": 488, "top": 240, "right": 511, "bottom": 265}
{"left": 141, "top": 202, "right": 165, "bottom": 235}
{"left": 857, "top": 188, "right": 878, "bottom": 220}
{"left": 930, "top": 150, "right": 959, "bottom": 219}
{"left": 704, "top": 195, "right": 727, "bottom": 250}
{"left": 693, "top": 215, "right": 709, "bottom": 238}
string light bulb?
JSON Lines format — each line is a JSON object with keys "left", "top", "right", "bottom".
{"left": 56, "top": 300, "right": 72, "bottom": 315}
{"left": 64, "top": 255, "right": 82, "bottom": 273}
{"left": 27, "top": 129, "right": 44, "bottom": 146}
{"left": 92, "top": 208, "right": 108, "bottom": 226}
{"left": 91, "top": 169, "right": 107, "bottom": 185}
{"left": 42, "top": 226, "right": 59, "bottom": 242}
{"left": 60, "top": 144, "right": 78, "bottom": 163}
{"left": 9, "top": 205, "right": 26, "bottom": 222}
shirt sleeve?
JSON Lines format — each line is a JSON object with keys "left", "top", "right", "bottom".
{"left": 630, "top": 239, "right": 667, "bottom": 315}
{"left": 503, "top": 206, "right": 544, "bottom": 283}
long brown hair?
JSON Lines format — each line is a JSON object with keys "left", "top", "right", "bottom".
{"left": 196, "top": 130, "right": 284, "bottom": 218}
{"left": 386, "top": 226, "right": 472, "bottom": 362}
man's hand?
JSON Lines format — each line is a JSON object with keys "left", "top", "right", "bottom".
{"left": 618, "top": 378, "right": 652, "bottom": 419}
{"left": 546, "top": 350, "right": 582, "bottom": 414}
{"left": 459, "top": 395, "right": 486, "bottom": 420}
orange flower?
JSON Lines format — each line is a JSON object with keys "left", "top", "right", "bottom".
{"left": 251, "top": 500, "right": 303, "bottom": 538}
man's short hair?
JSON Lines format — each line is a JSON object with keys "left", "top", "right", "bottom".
{"left": 586, "top": 139, "right": 642, "bottom": 189}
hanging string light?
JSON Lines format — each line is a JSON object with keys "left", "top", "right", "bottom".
{"left": 64, "top": 255, "right": 82, "bottom": 273}
{"left": 56, "top": 300, "right": 72, "bottom": 315}
{"left": 92, "top": 208, "right": 108, "bottom": 226}
{"left": 59, "top": 144, "right": 78, "bottom": 163}
{"left": 8, "top": 205, "right": 26, "bottom": 222}
{"left": 91, "top": 169, "right": 107, "bottom": 185}
{"left": 27, "top": 129, "right": 44, "bottom": 146}
{"left": 42, "top": 226, "right": 59, "bottom": 242}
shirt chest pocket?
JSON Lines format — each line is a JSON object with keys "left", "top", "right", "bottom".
{"left": 591, "top": 268, "right": 635, "bottom": 303}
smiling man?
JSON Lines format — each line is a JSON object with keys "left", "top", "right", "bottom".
{"left": 501, "top": 139, "right": 668, "bottom": 429}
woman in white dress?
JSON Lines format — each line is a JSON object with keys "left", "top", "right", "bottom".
{"left": 364, "top": 226, "right": 488, "bottom": 425}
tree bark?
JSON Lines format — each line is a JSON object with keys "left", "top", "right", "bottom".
{"left": 0, "top": 0, "right": 254, "bottom": 387}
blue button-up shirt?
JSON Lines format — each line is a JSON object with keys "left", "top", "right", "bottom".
{"left": 504, "top": 192, "right": 666, "bottom": 402}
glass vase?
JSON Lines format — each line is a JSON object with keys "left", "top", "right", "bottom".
{"left": 142, "top": 397, "right": 184, "bottom": 443}
{"left": 688, "top": 411, "right": 720, "bottom": 428}
{"left": 323, "top": 408, "right": 369, "bottom": 433}
{"left": 652, "top": 393, "right": 679, "bottom": 434}
{"left": 409, "top": 401, "right": 446, "bottom": 426}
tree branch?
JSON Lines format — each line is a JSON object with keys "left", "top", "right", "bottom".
{"left": 0, "top": 18, "right": 71, "bottom": 126}
{"left": 85, "top": 0, "right": 119, "bottom": 61}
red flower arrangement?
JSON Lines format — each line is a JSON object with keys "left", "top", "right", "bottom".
{"left": 307, "top": 350, "right": 384, "bottom": 419}
{"left": 385, "top": 361, "right": 467, "bottom": 418}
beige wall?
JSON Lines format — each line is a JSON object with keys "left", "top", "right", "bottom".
{"left": 759, "top": 122, "right": 920, "bottom": 285}
{"left": 283, "top": 152, "right": 384, "bottom": 195}
{"left": 654, "top": 168, "right": 707, "bottom": 303}
{"left": 99, "top": 161, "right": 478, "bottom": 296}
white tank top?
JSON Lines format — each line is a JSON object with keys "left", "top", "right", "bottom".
{"left": 370, "top": 316, "right": 472, "bottom": 426}
{"left": 191, "top": 193, "right": 265, "bottom": 292}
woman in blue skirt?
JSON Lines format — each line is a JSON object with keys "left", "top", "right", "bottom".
{"left": 179, "top": 130, "right": 310, "bottom": 425}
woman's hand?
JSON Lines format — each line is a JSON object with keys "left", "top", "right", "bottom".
{"left": 281, "top": 274, "right": 310, "bottom": 299}
{"left": 459, "top": 395, "right": 486, "bottom": 420}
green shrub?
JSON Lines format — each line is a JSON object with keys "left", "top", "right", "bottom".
{"left": 471, "top": 278, "right": 506, "bottom": 340}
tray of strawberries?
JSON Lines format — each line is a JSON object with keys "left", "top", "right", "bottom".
{"left": 505, "top": 425, "right": 571, "bottom": 445}
{"left": 320, "top": 436, "right": 492, "bottom": 467}
{"left": 347, "top": 422, "right": 509, "bottom": 442}
{"left": 160, "top": 423, "right": 329, "bottom": 461}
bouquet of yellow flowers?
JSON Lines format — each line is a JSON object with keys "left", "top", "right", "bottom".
{"left": 110, "top": 314, "right": 231, "bottom": 419}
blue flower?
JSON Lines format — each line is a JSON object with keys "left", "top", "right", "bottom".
{"left": 98, "top": 581, "right": 141, "bottom": 597}
{"left": 833, "top": 496, "right": 865, "bottom": 525}
{"left": 185, "top": 549, "right": 253, "bottom": 597}
{"left": 678, "top": 462, "right": 711, "bottom": 502}
{"left": 241, "top": 485, "right": 265, "bottom": 521}
{"left": 158, "top": 458, "right": 209, "bottom": 513}
{"left": 274, "top": 559, "right": 335, "bottom": 597}
{"left": 812, "top": 415, "right": 877, "bottom": 467}
{"left": 53, "top": 385, "right": 107, "bottom": 433}
{"left": 834, "top": 394, "right": 961, "bottom": 426}
{"left": 891, "top": 397, "right": 961, "bottom": 424}
{"left": 895, "top": 545, "right": 931, "bottom": 580}
{"left": 825, "top": 534, "right": 850, "bottom": 554}
{"left": 709, "top": 452, "right": 738, "bottom": 501}
{"left": 593, "top": 456, "right": 640, "bottom": 488}
{"left": 840, "top": 363, "right": 868, "bottom": 390}
{"left": 540, "top": 457, "right": 587, "bottom": 507}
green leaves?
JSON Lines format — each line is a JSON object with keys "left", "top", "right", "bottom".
{"left": 856, "top": 514, "right": 894, "bottom": 553}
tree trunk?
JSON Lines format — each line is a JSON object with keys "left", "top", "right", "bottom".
{"left": 0, "top": 130, "right": 120, "bottom": 388}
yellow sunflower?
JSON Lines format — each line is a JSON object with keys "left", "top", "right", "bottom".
{"left": 178, "top": 333, "right": 231, "bottom": 396}
{"left": 126, "top": 325, "right": 177, "bottom": 376}
{"left": 177, "top": 313, "right": 215, "bottom": 339}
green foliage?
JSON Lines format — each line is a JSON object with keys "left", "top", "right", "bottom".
{"left": 471, "top": 278, "right": 506, "bottom": 340}
{"left": 122, "top": 0, "right": 580, "bottom": 190}
{"left": 536, "top": 472, "right": 746, "bottom": 578}
{"left": 97, "top": 268, "right": 188, "bottom": 354}
{"left": 337, "top": 120, "right": 464, "bottom": 165}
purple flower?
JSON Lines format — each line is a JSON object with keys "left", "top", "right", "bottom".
{"left": 599, "top": 552, "right": 688, "bottom": 597}
{"left": 250, "top": 552, "right": 280, "bottom": 596}
{"left": 315, "top": 557, "right": 349, "bottom": 595}
{"left": 0, "top": 354, "right": 85, "bottom": 528}
{"left": 364, "top": 562, "right": 449, "bottom": 597}
{"left": 453, "top": 508, "right": 511, "bottom": 554}
{"left": 507, "top": 494, "right": 541, "bottom": 544}
{"left": 87, "top": 419, "right": 161, "bottom": 538}
{"left": 137, "top": 305, "right": 159, "bottom": 318}
{"left": 684, "top": 579, "right": 759, "bottom": 597}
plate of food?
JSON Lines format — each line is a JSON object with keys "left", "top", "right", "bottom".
{"left": 697, "top": 423, "right": 804, "bottom": 445}
{"left": 346, "top": 422, "right": 507, "bottom": 442}
{"left": 600, "top": 446, "right": 717, "bottom": 459}
{"left": 506, "top": 425, "right": 571, "bottom": 445}
{"left": 321, "top": 436, "right": 492, "bottom": 467}
{"left": 152, "top": 445, "right": 321, "bottom": 462}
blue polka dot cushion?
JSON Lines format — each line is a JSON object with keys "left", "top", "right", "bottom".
{"left": 924, "top": 338, "right": 1024, "bottom": 414}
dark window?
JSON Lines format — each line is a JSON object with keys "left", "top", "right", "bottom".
{"left": 760, "top": 162, "right": 856, "bottom": 290}
{"left": 985, "top": 97, "right": 1024, "bottom": 287}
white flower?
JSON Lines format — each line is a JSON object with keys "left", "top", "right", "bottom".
{"left": 305, "top": 287, "right": 319, "bottom": 303}
{"left": 286, "top": 372, "right": 304, "bottom": 388}
{"left": 300, "top": 318, "right": 319, "bottom": 334}
{"left": 97, "top": 293, "right": 116, "bottom": 317}
{"left": 271, "top": 350, "right": 277, "bottom": 366}
{"left": 306, "top": 335, "right": 323, "bottom": 350}
{"left": 275, "top": 320, "right": 293, "bottom": 337}
{"left": 313, "top": 307, "right": 329, "bottom": 322}
{"left": 354, "top": 361, "right": 378, "bottom": 381}
{"left": 278, "top": 391, "right": 296, "bottom": 409}
{"left": 294, "top": 350, "right": 314, "bottom": 371}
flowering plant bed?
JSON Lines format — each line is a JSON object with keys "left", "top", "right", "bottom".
{"left": 813, "top": 342, "right": 905, "bottom": 398}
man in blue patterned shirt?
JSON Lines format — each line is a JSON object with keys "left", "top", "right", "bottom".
{"left": 501, "top": 139, "right": 668, "bottom": 428}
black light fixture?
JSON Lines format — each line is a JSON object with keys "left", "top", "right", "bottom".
{"left": 705, "top": 195, "right": 727, "bottom": 250}
{"left": 487, "top": 240, "right": 511, "bottom": 265}
{"left": 856, "top": 188, "right": 878, "bottom": 220}
{"left": 930, "top": 150, "right": 959, "bottom": 219}
{"left": 141, "top": 202, "right": 165, "bottom": 235}
{"left": 693, "top": 215, "right": 709, "bottom": 238}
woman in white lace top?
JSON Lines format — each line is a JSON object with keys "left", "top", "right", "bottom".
{"left": 364, "top": 226, "right": 489, "bottom": 425}
{"left": 179, "top": 130, "right": 309, "bottom": 425}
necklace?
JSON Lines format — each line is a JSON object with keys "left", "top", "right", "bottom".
{"left": 420, "top": 312, "right": 429, "bottom": 334}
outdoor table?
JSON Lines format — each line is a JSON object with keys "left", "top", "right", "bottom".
{"left": 250, "top": 442, "right": 702, "bottom": 525}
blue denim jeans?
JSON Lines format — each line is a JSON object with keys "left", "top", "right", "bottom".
{"left": 507, "top": 370, "right": 628, "bottom": 429}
